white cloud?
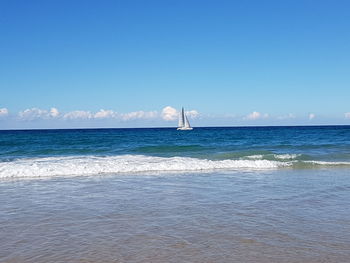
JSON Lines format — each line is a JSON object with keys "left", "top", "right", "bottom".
{"left": 94, "top": 109, "right": 118, "bottom": 119}
{"left": 49, "top": 107, "right": 60, "bottom": 118}
{"left": 161, "top": 106, "right": 199, "bottom": 121}
{"left": 63, "top": 110, "right": 93, "bottom": 120}
{"left": 121, "top": 111, "right": 158, "bottom": 121}
{"left": 162, "top": 106, "right": 178, "bottom": 121}
{"left": 94, "top": 109, "right": 157, "bottom": 120}
{"left": 18, "top": 107, "right": 60, "bottom": 120}
{"left": 245, "top": 111, "right": 269, "bottom": 120}
{"left": 309, "top": 113, "right": 315, "bottom": 120}
{"left": 19, "top": 108, "right": 43, "bottom": 120}
{"left": 186, "top": 110, "right": 199, "bottom": 118}
{"left": 19, "top": 108, "right": 48, "bottom": 120}
{"left": 345, "top": 112, "right": 350, "bottom": 119}
{"left": 0, "top": 108, "right": 9, "bottom": 117}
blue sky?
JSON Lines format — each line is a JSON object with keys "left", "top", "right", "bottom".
{"left": 1, "top": 0, "right": 350, "bottom": 128}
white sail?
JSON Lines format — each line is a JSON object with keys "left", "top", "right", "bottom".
{"left": 177, "top": 107, "right": 193, "bottom": 130}
{"left": 184, "top": 115, "right": 191, "bottom": 128}
{"left": 178, "top": 108, "right": 185, "bottom": 128}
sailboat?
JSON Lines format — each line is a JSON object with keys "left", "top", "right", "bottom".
{"left": 177, "top": 107, "right": 193, "bottom": 130}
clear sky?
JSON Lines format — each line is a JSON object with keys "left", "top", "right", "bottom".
{"left": 1, "top": 0, "right": 350, "bottom": 128}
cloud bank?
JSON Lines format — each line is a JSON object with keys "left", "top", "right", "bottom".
{"left": 13, "top": 106, "right": 199, "bottom": 122}
{"left": 94, "top": 109, "right": 117, "bottom": 119}
{"left": 121, "top": 111, "right": 158, "bottom": 121}
{"left": 63, "top": 110, "right": 93, "bottom": 120}
{"left": 19, "top": 108, "right": 60, "bottom": 120}
{"left": 5, "top": 107, "right": 348, "bottom": 127}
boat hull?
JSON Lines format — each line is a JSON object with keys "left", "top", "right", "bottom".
{"left": 177, "top": 127, "right": 193, "bottom": 130}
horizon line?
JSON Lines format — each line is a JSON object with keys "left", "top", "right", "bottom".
{"left": 1, "top": 124, "right": 350, "bottom": 132}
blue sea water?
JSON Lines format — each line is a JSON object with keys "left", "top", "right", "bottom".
{"left": 0, "top": 126, "right": 350, "bottom": 178}
{"left": 1, "top": 126, "right": 350, "bottom": 262}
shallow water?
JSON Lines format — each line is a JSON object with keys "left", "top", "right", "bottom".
{"left": 1, "top": 169, "right": 349, "bottom": 263}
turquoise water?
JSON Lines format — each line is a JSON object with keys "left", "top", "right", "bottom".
{"left": 1, "top": 126, "right": 350, "bottom": 178}
{"left": 1, "top": 126, "right": 350, "bottom": 262}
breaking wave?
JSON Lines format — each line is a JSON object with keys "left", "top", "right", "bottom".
{"left": 0, "top": 155, "right": 290, "bottom": 179}
{"left": 1, "top": 155, "right": 349, "bottom": 179}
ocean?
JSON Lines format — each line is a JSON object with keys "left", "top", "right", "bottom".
{"left": 1, "top": 126, "right": 350, "bottom": 262}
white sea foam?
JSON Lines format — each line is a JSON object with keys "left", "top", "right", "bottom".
{"left": 304, "top": 160, "right": 350, "bottom": 166}
{"left": 246, "top": 155, "right": 264, "bottom": 159}
{"left": 246, "top": 154, "right": 300, "bottom": 160}
{"left": 0, "top": 155, "right": 291, "bottom": 179}
{"left": 273, "top": 154, "right": 301, "bottom": 160}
